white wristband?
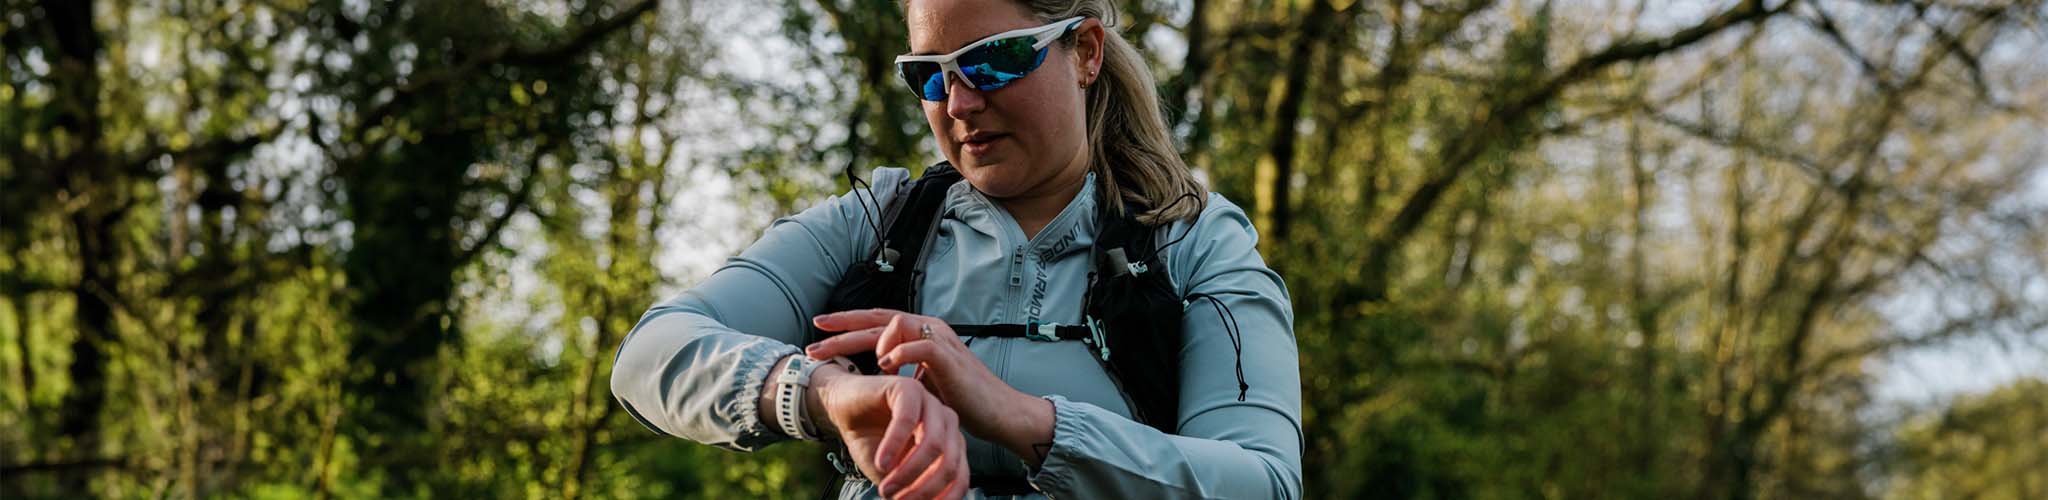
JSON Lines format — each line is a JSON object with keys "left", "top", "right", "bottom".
{"left": 794, "top": 356, "right": 853, "bottom": 438}
{"left": 772, "top": 355, "right": 818, "bottom": 441}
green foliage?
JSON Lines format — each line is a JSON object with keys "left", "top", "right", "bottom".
{"left": 1886, "top": 379, "right": 2048, "bottom": 500}
{"left": 3, "top": 0, "right": 2044, "bottom": 498}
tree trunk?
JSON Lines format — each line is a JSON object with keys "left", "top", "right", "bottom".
{"left": 44, "top": 0, "right": 114, "bottom": 493}
{"left": 340, "top": 130, "right": 476, "bottom": 492}
{"left": 1256, "top": 0, "right": 1336, "bottom": 244}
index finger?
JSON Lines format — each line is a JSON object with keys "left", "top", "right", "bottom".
{"left": 813, "top": 308, "right": 909, "bottom": 331}
{"left": 805, "top": 326, "right": 884, "bottom": 360}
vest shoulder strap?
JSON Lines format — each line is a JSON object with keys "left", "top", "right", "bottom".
{"left": 817, "top": 163, "right": 1196, "bottom": 436}
{"left": 868, "top": 163, "right": 963, "bottom": 273}
{"left": 810, "top": 163, "right": 963, "bottom": 362}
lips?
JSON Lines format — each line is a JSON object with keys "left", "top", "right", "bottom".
{"left": 960, "top": 131, "right": 1008, "bottom": 146}
{"left": 960, "top": 131, "right": 1008, "bottom": 155}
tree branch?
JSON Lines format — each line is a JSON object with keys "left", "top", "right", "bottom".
{"left": 453, "top": 143, "right": 548, "bottom": 270}
{"left": 352, "top": 0, "right": 658, "bottom": 144}
{"left": 1353, "top": 0, "right": 1792, "bottom": 302}
{"left": 1794, "top": 299, "right": 2034, "bottom": 382}
{"left": 1802, "top": 2, "right": 1893, "bottom": 92}
{"left": 1639, "top": 107, "right": 1834, "bottom": 185}
{"left": 1907, "top": 0, "right": 2011, "bottom": 109}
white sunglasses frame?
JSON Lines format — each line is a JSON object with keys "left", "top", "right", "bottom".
{"left": 893, "top": 16, "right": 1086, "bottom": 100}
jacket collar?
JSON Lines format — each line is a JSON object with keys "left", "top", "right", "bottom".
{"left": 950, "top": 171, "right": 1100, "bottom": 252}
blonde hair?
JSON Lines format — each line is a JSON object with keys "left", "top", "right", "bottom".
{"left": 1019, "top": 0, "right": 1206, "bottom": 225}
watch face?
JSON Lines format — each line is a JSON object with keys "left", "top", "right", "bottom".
{"left": 793, "top": 357, "right": 849, "bottom": 388}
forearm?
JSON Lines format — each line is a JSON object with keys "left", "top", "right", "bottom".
{"left": 611, "top": 167, "right": 909, "bottom": 449}
{"left": 609, "top": 309, "right": 800, "bottom": 451}
{"left": 1026, "top": 396, "right": 1302, "bottom": 499}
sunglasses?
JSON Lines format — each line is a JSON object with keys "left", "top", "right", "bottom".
{"left": 894, "top": 16, "right": 1086, "bottom": 101}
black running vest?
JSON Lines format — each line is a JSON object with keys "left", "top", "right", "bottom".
{"left": 806, "top": 162, "right": 1187, "bottom": 434}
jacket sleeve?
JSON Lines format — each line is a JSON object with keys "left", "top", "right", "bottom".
{"left": 1027, "top": 194, "right": 1304, "bottom": 499}
{"left": 608, "top": 167, "right": 910, "bottom": 451}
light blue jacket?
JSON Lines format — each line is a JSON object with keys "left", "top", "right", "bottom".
{"left": 609, "top": 167, "right": 1302, "bottom": 499}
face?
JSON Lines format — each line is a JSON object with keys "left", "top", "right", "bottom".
{"left": 903, "top": 0, "right": 1103, "bottom": 200}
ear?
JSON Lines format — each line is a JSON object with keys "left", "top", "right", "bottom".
{"left": 1070, "top": 18, "right": 1106, "bottom": 86}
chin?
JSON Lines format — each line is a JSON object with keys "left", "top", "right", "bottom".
{"left": 956, "top": 166, "right": 1030, "bottom": 198}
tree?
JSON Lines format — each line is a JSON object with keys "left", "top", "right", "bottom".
{"left": 4, "top": 0, "right": 2041, "bottom": 498}
{"left": 1886, "top": 379, "right": 2048, "bottom": 500}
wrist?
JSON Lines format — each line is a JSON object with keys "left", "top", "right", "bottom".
{"left": 994, "top": 388, "right": 1056, "bottom": 468}
{"left": 758, "top": 353, "right": 798, "bottom": 436}
{"left": 769, "top": 354, "right": 823, "bottom": 440}
{"left": 803, "top": 362, "right": 853, "bottom": 440}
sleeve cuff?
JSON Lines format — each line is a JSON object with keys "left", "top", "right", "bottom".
{"left": 723, "top": 342, "right": 801, "bottom": 451}
{"left": 1024, "top": 394, "right": 1089, "bottom": 494}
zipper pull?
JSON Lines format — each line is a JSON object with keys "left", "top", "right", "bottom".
{"left": 1008, "top": 245, "right": 1025, "bottom": 286}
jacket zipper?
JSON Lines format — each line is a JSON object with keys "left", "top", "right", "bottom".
{"left": 989, "top": 244, "right": 1022, "bottom": 472}
{"left": 1008, "top": 245, "right": 1025, "bottom": 288}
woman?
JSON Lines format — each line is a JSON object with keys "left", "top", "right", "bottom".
{"left": 609, "top": 0, "right": 1301, "bottom": 498}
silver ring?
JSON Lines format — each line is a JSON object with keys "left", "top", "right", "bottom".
{"left": 920, "top": 323, "right": 933, "bottom": 340}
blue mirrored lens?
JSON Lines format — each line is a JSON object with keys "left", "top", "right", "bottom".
{"left": 959, "top": 37, "right": 1047, "bottom": 91}
{"left": 921, "top": 71, "right": 947, "bottom": 100}
{"left": 898, "top": 61, "right": 947, "bottom": 101}
{"left": 899, "top": 35, "right": 1053, "bottom": 101}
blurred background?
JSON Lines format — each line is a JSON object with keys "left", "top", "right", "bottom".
{"left": 3, "top": 0, "right": 2045, "bottom": 498}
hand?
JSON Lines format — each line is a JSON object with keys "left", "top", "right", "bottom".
{"left": 804, "top": 365, "right": 970, "bottom": 500}
{"left": 808, "top": 309, "right": 1056, "bottom": 469}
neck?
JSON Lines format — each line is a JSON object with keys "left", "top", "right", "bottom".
{"left": 994, "top": 168, "right": 1089, "bottom": 241}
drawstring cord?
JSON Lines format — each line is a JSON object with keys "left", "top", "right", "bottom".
{"left": 1127, "top": 195, "right": 1251, "bottom": 402}
{"left": 1183, "top": 293, "right": 1248, "bottom": 402}
{"left": 844, "top": 165, "right": 889, "bottom": 262}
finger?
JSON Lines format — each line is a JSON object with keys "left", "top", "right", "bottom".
{"left": 880, "top": 403, "right": 952, "bottom": 497}
{"left": 937, "top": 436, "right": 969, "bottom": 500}
{"left": 874, "top": 314, "right": 923, "bottom": 361}
{"left": 879, "top": 316, "right": 959, "bottom": 354}
{"left": 938, "top": 476, "right": 967, "bottom": 500}
{"left": 897, "top": 406, "right": 961, "bottom": 500}
{"left": 877, "top": 340, "right": 943, "bottom": 374}
{"left": 805, "top": 326, "right": 884, "bottom": 359}
{"left": 812, "top": 308, "right": 908, "bottom": 331}
{"left": 873, "top": 380, "right": 924, "bottom": 471}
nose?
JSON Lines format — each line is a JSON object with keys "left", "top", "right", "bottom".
{"left": 944, "top": 74, "right": 985, "bottom": 119}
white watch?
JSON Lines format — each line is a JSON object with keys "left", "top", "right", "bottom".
{"left": 794, "top": 356, "right": 853, "bottom": 438}
{"left": 774, "top": 355, "right": 853, "bottom": 441}
{"left": 772, "top": 355, "right": 819, "bottom": 440}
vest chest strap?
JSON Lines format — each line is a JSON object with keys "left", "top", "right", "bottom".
{"left": 950, "top": 320, "right": 1091, "bottom": 342}
{"left": 950, "top": 319, "right": 1112, "bottom": 361}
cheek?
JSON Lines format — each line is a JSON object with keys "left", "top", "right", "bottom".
{"left": 998, "top": 85, "right": 1082, "bottom": 150}
{"left": 924, "top": 105, "right": 954, "bottom": 144}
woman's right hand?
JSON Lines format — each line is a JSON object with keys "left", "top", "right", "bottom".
{"left": 804, "top": 366, "right": 969, "bottom": 500}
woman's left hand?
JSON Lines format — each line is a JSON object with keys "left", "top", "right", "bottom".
{"left": 807, "top": 309, "right": 1055, "bottom": 469}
